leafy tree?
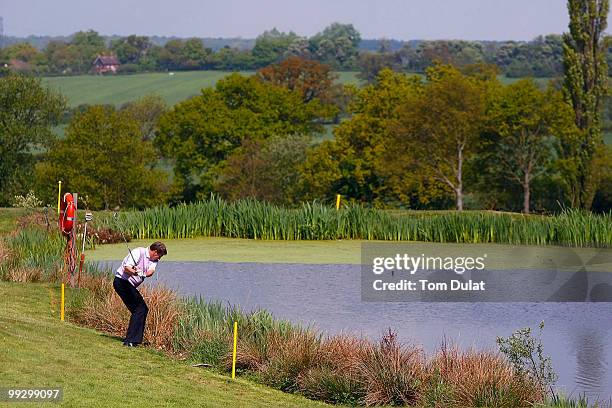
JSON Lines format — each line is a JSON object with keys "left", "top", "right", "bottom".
{"left": 591, "top": 146, "right": 612, "bottom": 212}
{"left": 45, "top": 41, "right": 79, "bottom": 74}
{"left": 299, "top": 69, "right": 423, "bottom": 206}
{"left": 119, "top": 95, "right": 168, "bottom": 141}
{"left": 0, "top": 42, "right": 47, "bottom": 73}
{"left": 36, "top": 105, "right": 169, "bottom": 210}
{"left": 215, "top": 134, "right": 310, "bottom": 205}
{"left": 495, "top": 35, "right": 564, "bottom": 77}
{"left": 357, "top": 49, "right": 402, "bottom": 83}
{"left": 389, "top": 64, "right": 491, "bottom": 210}
{"left": 257, "top": 56, "right": 337, "bottom": 103}
{"left": 156, "top": 73, "right": 330, "bottom": 201}
{"left": 70, "top": 30, "right": 106, "bottom": 73}
{"left": 252, "top": 28, "right": 298, "bottom": 67}
{"left": 154, "top": 38, "right": 211, "bottom": 70}
{"left": 483, "top": 80, "right": 577, "bottom": 213}
{"left": 309, "top": 23, "right": 361, "bottom": 69}
{"left": 0, "top": 74, "right": 65, "bottom": 205}
{"left": 111, "top": 35, "right": 153, "bottom": 66}
{"left": 208, "top": 46, "right": 255, "bottom": 70}
{"left": 563, "top": 0, "right": 609, "bottom": 209}
{"left": 1, "top": 42, "right": 41, "bottom": 63}
{"left": 415, "top": 40, "right": 485, "bottom": 70}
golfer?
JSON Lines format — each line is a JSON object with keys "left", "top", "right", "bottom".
{"left": 113, "top": 241, "right": 167, "bottom": 347}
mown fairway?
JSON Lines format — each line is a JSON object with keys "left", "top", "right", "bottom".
{"left": 0, "top": 282, "right": 330, "bottom": 408}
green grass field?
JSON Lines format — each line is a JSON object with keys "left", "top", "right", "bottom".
{"left": 42, "top": 71, "right": 361, "bottom": 108}
{"left": 42, "top": 71, "right": 255, "bottom": 107}
{"left": 0, "top": 281, "right": 330, "bottom": 408}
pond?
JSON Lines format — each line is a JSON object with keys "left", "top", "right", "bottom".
{"left": 104, "top": 260, "right": 612, "bottom": 398}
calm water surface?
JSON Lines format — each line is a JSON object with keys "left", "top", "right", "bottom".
{"left": 105, "top": 260, "right": 612, "bottom": 399}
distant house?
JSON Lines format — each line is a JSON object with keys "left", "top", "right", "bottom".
{"left": 92, "top": 55, "right": 120, "bottom": 74}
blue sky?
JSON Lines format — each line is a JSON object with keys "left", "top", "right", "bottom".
{"left": 1, "top": 0, "right": 599, "bottom": 41}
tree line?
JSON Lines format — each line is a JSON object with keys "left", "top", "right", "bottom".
{"left": 3, "top": 25, "right": 612, "bottom": 78}
{"left": 1, "top": 1, "right": 609, "bottom": 213}
{"left": 2, "top": 60, "right": 610, "bottom": 213}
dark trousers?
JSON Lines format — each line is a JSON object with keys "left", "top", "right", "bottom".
{"left": 113, "top": 277, "right": 148, "bottom": 344}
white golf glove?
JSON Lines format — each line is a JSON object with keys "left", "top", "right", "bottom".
{"left": 136, "top": 269, "right": 146, "bottom": 278}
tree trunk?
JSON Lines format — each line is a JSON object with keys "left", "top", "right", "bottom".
{"left": 456, "top": 144, "right": 463, "bottom": 211}
{"left": 522, "top": 170, "right": 531, "bottom": 214}
{"left": 456, "top": 188, "right": 463, "bottom": 211}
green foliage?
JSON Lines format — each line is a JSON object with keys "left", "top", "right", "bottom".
{"left": 479, "top": 80, "right": 577, "bottom": 213}
{"left": 110, "top": 35, "right": 153, "bottom": 66}
{"left": 497, "top": 35, "right": 564, "bottom": 78}
{"left": 35, "top": 105, "right": 170, "bottom": 210}
{"left": 388, "top": 63, "right": 493, "bottom": 210}
{"left": 215, "top": 134, "right": 311, "bottom": 205}
{"left": 0, "top": 227, "right": 65, "bottom": 281}
{"left": 70, "top": 30, "right": 107, "bottom": 73}
{"left": 308, "top": 23, "right": 362, "bottom": 69}
{"left": 0, "top": 74, "right": 66, "bottom": 206}
{"left": 154, "top": 38, "right": 212, "bottom": 71}
{"left": 547, "top": 393, "right": 593, "bottom": 408}
{"left": 156, "top": 73, "right": 332, "bottom": 200}
{"left": 252, "top": 28, "right": 299, "bottom": 67}
{"left": 119, "top": 94, "right": 168, "bottom": 141}
{"left": 563, "top": 0, "right": 609, "bottom": 209}
{"left": 95, "top": 196, "right": 612, "bottom": 246}
{"left": 299, "top": 69, "right": 423, "bottom": 206}
{"left": 497, "top": 322, "right": 557, "bottom": 398}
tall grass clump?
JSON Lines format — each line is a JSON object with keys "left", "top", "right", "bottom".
{"left": 426, "top": 344, "right": 543, "bottom": 407}
{"left": 0, "top": 227, "right": 65, "bottom": 282}
{"left": 96, "top": 196, "right": 612, "bottom": 247}
{"left": 71, "top": 283, "right": 182, "bottom": 352}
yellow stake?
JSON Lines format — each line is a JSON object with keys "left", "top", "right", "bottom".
{"left": 232, "top": 321, "right": 238, "bottom": 379}
{"left": 57, "top": 181, "right": 62, "bottom": 214}
{"left": 336, "top": 194, "right": 341, "bottom": 210}
{"left": 60, "top": 283, "right": 65, "bottom": 321}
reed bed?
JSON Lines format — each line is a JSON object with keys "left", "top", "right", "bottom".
{"left": 95, "top": 196, "right": 611, "bottom": 247}
{"left": 0, "top": 227, "right": 65, "bottom": 281}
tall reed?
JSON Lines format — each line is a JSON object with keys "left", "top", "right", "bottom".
{"left": 96, "top": 196, "right": 611, "bottom": 247}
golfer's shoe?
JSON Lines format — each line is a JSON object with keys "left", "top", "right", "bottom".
{"left": 123, "top": 342, "right": 138, "bottom": 347}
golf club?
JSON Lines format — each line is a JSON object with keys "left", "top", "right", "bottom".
{"left": 113, "top": 212, "right": 143, "bottom": 277}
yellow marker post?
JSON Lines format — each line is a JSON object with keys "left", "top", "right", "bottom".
{"left": 336, "top": 194, "right": 341, "bottom": 210}
{"left": 57, "top": 181, "right": 62, "bottom": 214}
{"left": 60, "top": 283, "right": 65, "bottom": 321}
{"left": 232, "top": 321, "right": 238, "bottom": 379}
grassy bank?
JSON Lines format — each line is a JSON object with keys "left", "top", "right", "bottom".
{"left": 0, "top": 281, "right": 330, "bottom": 408}
{"left": 1, "top": 281, "right": 596, "bottom": 408}
{"left": 96, "top": 197, "right": 611, "bottom": 247}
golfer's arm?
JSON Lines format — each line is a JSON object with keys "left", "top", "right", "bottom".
{"left": 123, "top": 265, "right": 139, "bottom": 276}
